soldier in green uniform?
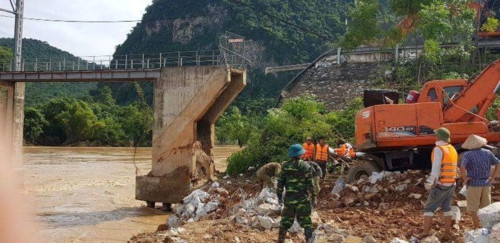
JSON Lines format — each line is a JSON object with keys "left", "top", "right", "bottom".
{"left": 277, "top": 144, "right": 317, "bottom": 243}
{"left": 307, "top": 161, "right": 322, "bottom": 194}
{"left": 256, "top": 162, "right": 282, "bottom": 189}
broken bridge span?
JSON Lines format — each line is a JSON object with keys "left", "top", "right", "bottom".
{"left": 0, "top": 51, "right": 246, "bottom": 206}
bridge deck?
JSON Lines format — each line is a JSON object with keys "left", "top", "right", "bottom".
{"left": 0, "top": 69, "right": 161, "bottom": 82}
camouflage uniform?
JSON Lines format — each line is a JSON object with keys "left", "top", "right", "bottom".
{"left": 277, "top": 158, "right": 316, "bottom": 242}
{"left": 307, "top": 161, "right": 322, "bottom": 195}
{"left": 256, "top": 162, "right": 281, "bottom": 188}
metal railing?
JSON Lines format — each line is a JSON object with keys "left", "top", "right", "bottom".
{"left": 0, "top": 50, "right": 245, "bottom": 72}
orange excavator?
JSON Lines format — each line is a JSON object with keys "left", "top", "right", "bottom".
{"left": 348, "top": 59, "right": 500, "bottom": 181}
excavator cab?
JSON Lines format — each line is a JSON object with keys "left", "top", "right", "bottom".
{"left": 416, "top": 80, "right": 467, "bottom": 106}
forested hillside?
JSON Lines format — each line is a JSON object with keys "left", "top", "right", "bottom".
{"left": 0, "top": 38, "right": 97, "bottom": 106}
{"left": 106, "top": 0, "right": 353, "bottom": 104}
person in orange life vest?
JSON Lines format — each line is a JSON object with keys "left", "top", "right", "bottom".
{"left": 419, "top": 127, "right": 458, "bottom": 240}
{"left": 301, "top": 137, "right": 315, "bottom": 161}
{"left": 333, "top": 140, "right": 356, "bottom": 161}
{"left": 314, "top": 137, "right": 329, "bottom": 181}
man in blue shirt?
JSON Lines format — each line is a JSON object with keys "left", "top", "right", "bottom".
{"left": 460, "top": 134, "right": 500, "bottom": 229}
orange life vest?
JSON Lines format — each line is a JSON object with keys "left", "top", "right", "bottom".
{"left": 335, "top": 143, "right": 356, "bottom": 158}
{"left": 431, "top": 144, "right": 458, "bottom": 184}
{"left": 314, "top": 144, "right": 329, "bottom": 162}
{"left": 302, "top": 143, "right": 315, "bottom": 160}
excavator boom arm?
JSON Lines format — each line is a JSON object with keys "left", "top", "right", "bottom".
{"left": 443, "top": 59, "right": 500, "bottom": 122}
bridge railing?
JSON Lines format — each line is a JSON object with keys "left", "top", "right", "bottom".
{"left": 0, "top": 50, "right": 245, "bottom": 72}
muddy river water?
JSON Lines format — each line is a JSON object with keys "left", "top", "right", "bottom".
{"left": 23, "top": 146, "right": 240, "bottom": 243}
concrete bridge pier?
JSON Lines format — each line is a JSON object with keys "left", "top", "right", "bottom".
{"left": 0, "top": 82, "right": 24, "bottom": 167}
{"left": 136, "top": 66, "right": 246, "bottom": 206}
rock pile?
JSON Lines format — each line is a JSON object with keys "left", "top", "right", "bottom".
{"left": 228, "top": 187, "right": 283, "bottom": 230}
{"left": 167, "top": 182, "right": 229, "bottom": 228}
{"left": 331, "top": 170, "right": 429, "bottom": 208}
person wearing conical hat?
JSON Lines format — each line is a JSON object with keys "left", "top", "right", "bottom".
{"left": 460, "top": 134, "right": 500, "bottom": 229}
{"left": 419, "top": 127, "right": 458, "bottom": 240}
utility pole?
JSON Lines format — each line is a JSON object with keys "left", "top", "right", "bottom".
{"left": 13, "top": 0, "right": 24, "bottom": 169}
{"left": 13, "top": 0, "right": 24, "bottom": 72}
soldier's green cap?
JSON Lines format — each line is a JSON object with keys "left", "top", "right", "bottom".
{"left": 434, "top": 127, "right": 450, "bottom": 142}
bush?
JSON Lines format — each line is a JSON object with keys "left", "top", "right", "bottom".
{"left": 226, "top": 95, "right": 360, "bottom": 175}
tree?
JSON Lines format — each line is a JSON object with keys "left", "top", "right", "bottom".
{"left": 217, "top": 107, "right": 256, "bottom": 147}
{"left": 121, "top": 102, "right": 153, "bottom": 146}
{"left": 56, "top": 100, "right": 103, "bottom": 144}
{"left": 339, "top": 0, "right": 383, "bottom": 49}
{"left": 389, "top": 0, "right": 433, "bottom": 15}
{"left": 340, "top": 0, "right": 475, "bottom": 53}
{"left": 40, "top": 97, "right": 73, "bottom": 145}
{"left": 24, "top": 107, "right": 48, "bottom": 145}
{"left": 0, "top": 46, "right": 12, "bottom": 71}
{"left": 417, "top": 0, "right": 475, "bottom": 63}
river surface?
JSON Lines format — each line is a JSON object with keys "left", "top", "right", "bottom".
{"left": 23, "top": 146, "right": 241, "bottom": 243}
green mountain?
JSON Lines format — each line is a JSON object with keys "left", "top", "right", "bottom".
{"left": 107, "top": 0, "right": 352, "bottom": 104}
{"left": 0, "top": 38, "right": 97, "bottom": 106}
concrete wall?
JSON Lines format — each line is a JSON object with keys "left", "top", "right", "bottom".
{"left": 136, "top": 66, "right": 246, "bottom": 203}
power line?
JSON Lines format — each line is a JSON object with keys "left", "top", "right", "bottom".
{"left": 0, "top": 13, "right": 139, "bottom": 23}
{"left": 0, "top": 12, "right": 227, "bottom": 23}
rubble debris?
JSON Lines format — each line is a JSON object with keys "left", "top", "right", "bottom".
{"left": 459, "top": 185, "right": 467, "bottom": 197}
{"left": 191, "top": 141, "right": 216, "bottom": 186}
{"left": 478, "top": 202, "right": 500, "bottom": 228}
{"left": 489, "top": 222, "right": 500, "bottom": 242}
{"left": 167, "top": 215, "right": 180, "bottom": 229}
{"left": 457, "top": 200, "right": 467, "bottom": 208}
{"left": 333, "top": 170, "right": 428, "bottom": 208}
{"left": 257, "top": 216, "right": 275, "bottom": 230}
{"left": 362, "top": 235, "right": 377, "bottom": 243}
{"left": 133, "top": 169, "right": 500, "bottom": 243}
{"left": 420, "top": 235, "right": 440, "bottom": 243}
{"left": 331, "top": 177, "right": 346, "bottom": 195}
{"left": 450, "top": 206, "right": 462, "bottom": 221}
{"left": 390, "top": 238, "right": 408, "bottom": 243}
{"left": 168, "top": 184, "right": 230, "bottom": 228}
{"left": 464, "top": 228, "right": 490, "bottom": 243}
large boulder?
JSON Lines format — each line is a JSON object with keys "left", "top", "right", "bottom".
{"left": 478, "top": 202, "right": 500, "bottom": 228}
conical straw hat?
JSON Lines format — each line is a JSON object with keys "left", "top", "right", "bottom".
{"left": 462, "top": 134, "right": 487, "bottom": 150}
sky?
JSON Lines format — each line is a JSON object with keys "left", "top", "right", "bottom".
{"left": 0, "top": 0, "right": 153, "bottom": 57}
